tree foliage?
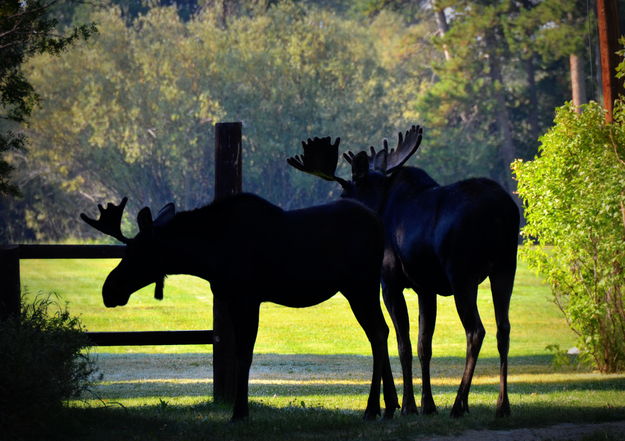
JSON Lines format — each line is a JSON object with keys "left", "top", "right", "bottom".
{"left": 4, "top": 2, "right": 421, "bottom": 240}
{"left": 0, "top": 0, "right": 96, "bottom": 196}
{"left": 513, "top": 102, "right": 625, "bottom": 372}
{"left": 0, "top": 0, "right": 594, "bottom": 240}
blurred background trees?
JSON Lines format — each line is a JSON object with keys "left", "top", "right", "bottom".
{"left": 0, "top": 0, "right": 608, "bottom": 241}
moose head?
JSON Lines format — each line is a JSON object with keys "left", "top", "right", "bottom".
{"left": 287, "top": 125, "right": 423, "bottom": 212}
{"left": 80, "top": 197, "right": 175, "bottom": 307}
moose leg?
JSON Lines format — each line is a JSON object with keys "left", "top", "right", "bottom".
{"left": 490, "top": 268, "right": 514, "bottom": 417}
{"left": 381, "top": 279, "right": 418, "bottom": 415}
{"left": 417, "top": 292, "right": 437, "bottom": 415}
{"left": 230, "top": 302, "right": 260, "bottom": 422}
{"left": 450, "top": 284, "right": 484, "bottom": 418}
{"left": 347, "top": 293, "right": 399, "bottom": 420}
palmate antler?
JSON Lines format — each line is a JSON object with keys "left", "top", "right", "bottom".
{"left": 287, "top": 136, "right": 349, "bottom": 186}
{"left": 80, "top": 197, "right": 130, "bottom": 244}
{"left": 344, "top": 125, "right": 423, "bottom": 175}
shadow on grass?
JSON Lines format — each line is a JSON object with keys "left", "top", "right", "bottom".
{"left": 19, "top": 398, "right": 625, "bottom": 441}
{"left": 46, "top": 353, "right": 623, "bottom": 441}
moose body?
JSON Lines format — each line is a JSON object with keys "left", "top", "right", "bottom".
{"left": 82, "top": 193, "right": 399, "bottom": 421}
{"left": 288, "top": 126, "right": 519, "bottom": 418}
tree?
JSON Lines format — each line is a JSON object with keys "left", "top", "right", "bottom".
{"left": 513, "top": 101, "right": 625, "bottom": 372}
{"left": 3, "top": 3, "right": 421, "bottom": 240}
{"left": 0, "top": 0, "right": 96, "bottom": 196}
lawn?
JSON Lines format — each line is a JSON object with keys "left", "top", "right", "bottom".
{"left": 20, "top": 256, "right": 575, "bottom": 357}
{"left": 16, "top": 254, "right": 625, "bottom": 440}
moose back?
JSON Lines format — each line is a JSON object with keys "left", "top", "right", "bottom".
{"left": 81, "top": 193, "right": 399, "bottom": 421}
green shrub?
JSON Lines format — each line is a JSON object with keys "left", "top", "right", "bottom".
{"left": 0, "top": 294, "right": 98, "bottom": 438}
{"left": 513, "top": 101, "right": 625, "bottom": 373}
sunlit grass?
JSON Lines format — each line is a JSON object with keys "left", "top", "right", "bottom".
{"left": 66, "top": 367, "right": 625, "bottom": 441}
{"left": 20, "top": 255, "right": 576, "bottom": 357}
{"left": 19, "top": 253, "right": 625, "bottom": 440}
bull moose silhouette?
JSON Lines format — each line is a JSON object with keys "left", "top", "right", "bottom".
{"left": 288, "top": 125, "right": 520, "bottom": 418}
{"left": 81, "top": 193, "right": 399, "bottom": 421}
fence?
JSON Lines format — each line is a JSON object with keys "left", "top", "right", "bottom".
{"left": 0, "top": 121, "right": 241, "bottom": 402}
{"left": 0, "top": 244, "right": 214, "bottom": 346}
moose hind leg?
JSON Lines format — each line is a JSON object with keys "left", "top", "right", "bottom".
{"left": 490, "top": 268, "right": 514, "bottom": 417}
{"left": 382, "top": 279, "right": 418, "bottom": 415}
{"left": 451, "top": 283, "right": 484, "bottom": 418}
{"left": 347, "top": 291, "right": 399, "bottom": 420}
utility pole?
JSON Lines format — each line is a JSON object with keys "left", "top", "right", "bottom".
{"left": 596, "top": 0, "right": 623, "bottom": 123}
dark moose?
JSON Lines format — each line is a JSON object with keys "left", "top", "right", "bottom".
{"left": 288, "top": 125, "right": 519, "bottom": 418}
{"left": 81, "top": 193, "right": 399, "bottom": 421}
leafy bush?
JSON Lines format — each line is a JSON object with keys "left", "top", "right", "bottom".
{"left": 0, "top": 294, "right": 98, "bottom": 438}
{"left": 513, "top": 101, "right": 625, "bottom": 373}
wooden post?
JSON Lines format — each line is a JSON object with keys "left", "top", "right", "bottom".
{"left": 597, "top": 0, "right": 622, "bottom": 123}
{"left": 0, "top": 246, "right": 21, "bottom": 321}
{"left": 212, "top": 122, "right": 242, "bottom": 403}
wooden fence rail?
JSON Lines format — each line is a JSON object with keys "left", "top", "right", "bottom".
{"left": 0, "top": 244, "right": 214, "bottom": 346}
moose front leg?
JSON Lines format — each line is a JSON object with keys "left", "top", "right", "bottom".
{"left": 382, "top": 279, "right": 418, "bottom": 415}
{"left": 230, "top": 301, "right": 260, "bottom": 422}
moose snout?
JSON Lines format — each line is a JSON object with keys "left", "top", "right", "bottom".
{"left": 102, "top": 269, "right": 131, "bottom": 308}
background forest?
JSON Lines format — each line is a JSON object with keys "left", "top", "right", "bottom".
{"left": 0, "top": 0, "right": 613, "bottom": 241}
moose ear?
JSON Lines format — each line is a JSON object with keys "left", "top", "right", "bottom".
{"left": 352, "top": 151, "right": 370, "bottom": 182}
{"left": 154, "top": 202, "right": 175, "bottom": 228}
{"left": 137, "top": 207, "right": 153, "bottom": 233}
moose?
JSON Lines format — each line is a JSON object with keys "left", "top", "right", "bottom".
{"left": 288, "top": 125, "right": 520, "bottom": 418}
{"left": 81, "top": 193, "right": 399, "bottom": 421}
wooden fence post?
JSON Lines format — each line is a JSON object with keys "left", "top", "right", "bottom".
{"left": 213, "top": 122, "right": 242, "bottom": 403}
{"left": 0, "top": 245, "right": 21, "bottom": 321}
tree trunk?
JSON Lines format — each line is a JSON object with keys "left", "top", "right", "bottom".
{"left": 526, "top": 56, "right": 540, "bottom": 142}
{"left": 433, "top": 1, "right": 451, "bottom": 60}
{"left": 570, "top": 53, "right": 588, "bottom": 112}
{"left": 596, "top": 0, "right": 622, "bottom": 122}
{"left": 487, "top": 35, "right": 516, "bottom": 194}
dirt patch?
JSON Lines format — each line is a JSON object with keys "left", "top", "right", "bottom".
{"left": 416, "top": 421, "right": 625, "bottom": 441}
{"left": 92, "top": 353, "right": 376, "bottom": 382}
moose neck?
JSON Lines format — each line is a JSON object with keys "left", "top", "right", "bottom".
{"left": 381, "top": 167, "right": 440, "bottom": 213}
{"left": 154, "top": 239, "right": 216, "bottom": 279}
{"left": 151, "top": 207, "right": 224, "bottom": 280}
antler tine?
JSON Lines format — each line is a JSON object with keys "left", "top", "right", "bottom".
{"left": 80, "top": 197, "right": 130, "bottom": 243}
{"left": 287, "top": 136, "right": 346, "bottom": 184}
{"left": 384, "top": 125, "right": 423, "bottom": 174}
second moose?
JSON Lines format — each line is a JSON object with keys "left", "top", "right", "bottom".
{"left": 288, "top": 125, "right": 519, "bottom": 418}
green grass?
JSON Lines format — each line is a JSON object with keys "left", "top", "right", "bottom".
{"left": 16, "top": 254, "right": 625, "bottom": 440}
{"left": 20, "top": 257, "right": 576, "bottom": 356}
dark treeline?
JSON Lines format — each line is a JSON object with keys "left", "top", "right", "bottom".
{"left": 0, "top": 0, "right": 612, "bottom": 241}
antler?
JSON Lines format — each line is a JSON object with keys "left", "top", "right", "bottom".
{"left": 343, "top": 125, "right": 423, "bottom": 175}
{"left": 80, "top": 197, "right": 130, "bottom": 244}
{"left": 287, "top": 136, "right": 348, "bottom": 186}
{"left": 384, "top": 125, "right": 423, "bottom": 173}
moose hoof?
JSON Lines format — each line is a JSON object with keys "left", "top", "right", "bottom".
{"left": 229, "top": 411, "right": 249, "bottom": 423}
{"left": 401, "top": 402, "right": 419, "bottom": 416}
{"left": 383, "top": 407, "right": 396, "bottom": 420}
{"left": 421, "top": 400, "right": 437, "bottom": 415}
{"left": 495, "top": 401, "right": 511, "bottom": 418}
{"left": 363, "top": 409, "right": 380, "bottom": 421}
{"left": 450, "top": 400, "right": 468, "bottom": 418}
